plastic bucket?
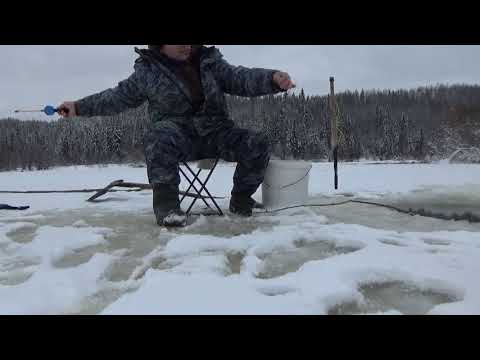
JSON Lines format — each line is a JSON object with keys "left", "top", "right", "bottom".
{"left": 262, "top": 160, "right": 312, "bottom": 209}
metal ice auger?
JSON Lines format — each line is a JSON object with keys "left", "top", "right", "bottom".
{"left": 14, "top": 105, "right": 66, "bottom": 116}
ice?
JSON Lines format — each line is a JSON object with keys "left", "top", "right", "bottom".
{"left": 385, "top": 184, "right": 480, "bottom": 222}
{"left": 0, "top": 222, "right": 114, "bottom": 314}
{"left": 0, "top": 252, "right": 113, "bottom": 314}
{"left": 328, "top": 281, "right": 460, "bottom": 315}
{"left": 1, "top": 162, "right": 480, "bottom": 314}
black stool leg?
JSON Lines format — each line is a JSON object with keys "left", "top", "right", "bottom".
{"left": 179, "top": 166, "right": 212, "bottom": 211}
{"left": 184, "top": 159, "right": 224, "bottom": 216}
{"left": 180, "top": 167, "right": 202, "bottom": 204}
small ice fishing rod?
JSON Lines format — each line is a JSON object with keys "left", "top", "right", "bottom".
{"left": 14, "top": 105, "right": 68, "bottom": 116}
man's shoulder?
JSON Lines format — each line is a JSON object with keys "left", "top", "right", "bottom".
{"left": 200, "top": 46, "right": 224, "bottom": 62}
{"left": 131, "top": 48, "right": 159, "bottom": 79}
{"left": 133, "top": 48, "right": 153, "bottom": 66}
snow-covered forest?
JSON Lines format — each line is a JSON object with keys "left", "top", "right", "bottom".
{"left": 1, "top": 84, "right": 480, "bottom": 171}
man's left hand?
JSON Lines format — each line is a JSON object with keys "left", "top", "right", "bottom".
{"left": 273, "top": 72, "right": 296, "bottom": 90}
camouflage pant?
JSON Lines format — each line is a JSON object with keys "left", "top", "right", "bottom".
{"left": 143, "top": 121, "right": 271, "bottom": 196}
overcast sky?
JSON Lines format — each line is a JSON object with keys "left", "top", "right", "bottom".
{"left": 2, "top": 45, "right": 480, "bottom": 120}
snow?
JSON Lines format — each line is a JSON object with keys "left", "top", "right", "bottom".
{"left": 0, "top": 224, "right": 113, "bottom": 314}
{"left": 1, "top": 161, "right": 480, "bottom": 315}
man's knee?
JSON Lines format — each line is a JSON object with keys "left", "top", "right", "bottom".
{"left": 144, "top": 122, "right": 191, "bottom": 186}
{"left": 144, "top": 121, "right": 191, "bottom": 164}
{"left": 254, "top": 131, "right": 271, "bottom": 154}
{"left": 247, "top": 131, "right": 271, "bottom": 160}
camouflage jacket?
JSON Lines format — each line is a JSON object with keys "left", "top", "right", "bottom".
{"left": 75, "top": 46, "right": 285, "bottom": 136}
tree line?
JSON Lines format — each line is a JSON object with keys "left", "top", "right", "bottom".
{"left": 1, "top": 84, "right": 479, "bottom": 171}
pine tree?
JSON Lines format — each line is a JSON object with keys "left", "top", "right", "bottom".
{"left": 398, "top": 113, "right": 409, "bottom": 158}
{"left": 278, "top": 92, "right": 289, "bottom": 160}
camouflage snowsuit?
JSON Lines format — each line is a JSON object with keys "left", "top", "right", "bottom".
{"left": 75, "top": 46, "right": 284, "bottom": 196}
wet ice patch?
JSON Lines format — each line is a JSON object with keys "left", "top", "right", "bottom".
{"left": 417, "top": 231, "right": 480, "bottom": 247}
{"left": 0, "top": 224, "right": 115, "bottom": 314}
{"left": 256, "top": 240, "right": 361, "bottom": 279}
{"left": 423, "top": 238, "right": 451, "bottom": 246}
{"left": 0, "top": 255, "right": 40, "bottom": 286}
{"left": 225, "top": 252, "right": 245, "bottom": 275}
{"left": 69, "top": 282, "right": 139, "bottom": 315}
{"left": 3, "top": 222, "right": 37, "bottom": 244}
{"left": 387, "top": 184, "right": 480, "bottom": 223}
{"left": 180, "top": 214, "right": 278, "bottom": 238}
{"left": 328, "top": 281, "right": 461, "bottom": 315}
{"left": 0, "top": 215, "right": 46, "bottom": 223}
{"left": 0, "top": 255, "right": 41, "bottom": 272}
{"left": 379, "top": 238, "right": 408, "bottom": 247}
{"left": 10, "top": 208, "right": 172, "bottom": 259}
{"left": 308, "top": 195, "right": 480, "bottom": 233}
{"left": 0, "top": 269, "right": 35, "bottom": 286}
{"left": 0, "top": 253, "right": 113, "bottom": 314}
{"left": 172, "top": 253, "right": 233, "bottom": 276}
{"left": 17, "top": 226, "right": 110, "bottom": 266}
{"left": 101, "top": 256, "right": 143, "bottom": 282}
{"left": 256, "top": 284, "right": 297, "bottom": 297}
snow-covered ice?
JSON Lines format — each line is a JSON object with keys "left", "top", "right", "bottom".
{"left": 1, "top": 161, "right": 479, "bottom": 315}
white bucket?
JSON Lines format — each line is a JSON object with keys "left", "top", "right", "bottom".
{"left": 262, "top": 160, "right": 312, "bottom": 209}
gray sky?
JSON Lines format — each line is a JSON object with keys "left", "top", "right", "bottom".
{"left": 2, "top": 45, "right": 480, "bottom": 120}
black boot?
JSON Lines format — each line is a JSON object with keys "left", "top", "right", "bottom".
{"left": 229, "top": 192, "right": 263, "bottom": 217}
{"left": 152, "top": 183, "right": 187, "bottom": 227}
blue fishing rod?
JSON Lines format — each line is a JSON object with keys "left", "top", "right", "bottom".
{"left": 14, "top": 105, "right": 68, "bottom": 116}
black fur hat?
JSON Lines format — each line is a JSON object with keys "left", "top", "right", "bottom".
{"left": 148, "top": 45, "right": 204, "bottom": 51}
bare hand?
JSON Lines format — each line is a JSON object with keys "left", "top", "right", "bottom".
{"left": 273, "top": 72, "right": 296, "bottom": 90}
{"left": 57, "top": 102, "right": 77, "bottom": 118}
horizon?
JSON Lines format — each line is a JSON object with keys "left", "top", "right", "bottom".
{"left": 0, "top": 82, "right": 480, "bottom": 122}
{"left": 3, "top": 81, "right": 480, "bottom": 122}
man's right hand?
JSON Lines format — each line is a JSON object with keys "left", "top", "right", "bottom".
{"left": 57, "top": 102, "right": 77, "bottom": 118}
{"left": 273, "top": 72, "right": 296, "bottom": 91}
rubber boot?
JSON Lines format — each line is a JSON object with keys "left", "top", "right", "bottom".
{"left": 229, "top": 192, "right": 262, "bottom": 217}
{"left": 152, "top": 183, "right": 187, "bottom": 227}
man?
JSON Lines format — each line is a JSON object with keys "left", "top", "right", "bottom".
{"left": 58, "top": 45, "right": 295, "bottom": 227}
